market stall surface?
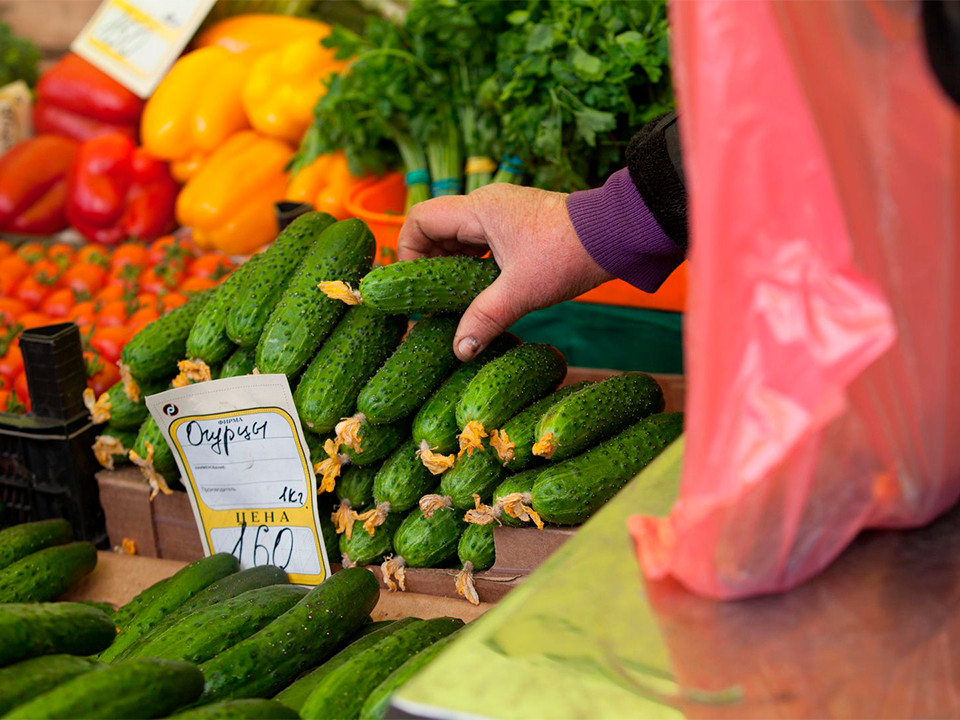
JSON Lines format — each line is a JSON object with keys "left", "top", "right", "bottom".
{"left": 392, "top": 438, "right": 960, "bottom": 719}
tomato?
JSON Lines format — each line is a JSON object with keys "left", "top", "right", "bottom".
{"left": 17, "top": 312, "right": 51, "bottom": 330}
{"left": 110, "top": 243, "right": 149, "bottom": 271}
{"left": 31, "top": 259, "right": 62, "bottom": 285}
{"left": 0, "top": 255, "right": 30, "bottom": 295}
{"left": 12, "top": 371, "right": 30, "bottom": 411}
{"left": 148, "top": 235, "right": 197, "bottom": 266}
{"left": 127, "top": 305, "right": 159, "bottom": 331}
{"left": 13, "top": 276, "right": 53, "bottom": 310}
{"left": 0, "top": 374, "right": 8, "bottom": 391}
{"left": 40, "top": 289, "right": 76, "bottom": 319}
{"left": 76, "top": 245, "right": 109, "bottom": 267}
{"left": 62, "top": 263, "right": 107, "bottom": 296}
{"left": 140, "top": 266, "right": 185, "bottom": 294}
{"left": 46, "top": 242, "right": 76, "bottom": 264}
{"left": 188, "top": 254, "right": 234, "bottom": 280}
{"left": 16, "top": 242, "right": 45, "bottom": 263}
{"left": 0, "top": 298, "right": 26, "bottom": 325}
{"left": 95, "top": 284, "right": 126, "bottom": 303}
{"left": 85, "top": 351, "right": 120, "bottom": 396}
{"left": 97, "top": 299, "right": 128, "bottom": 328}
{"left": 89, "top": 326, "right": 131, "bottom": 364}
{"left": 180, "top": 276, "right": 216, "bottom": 294}
{"left": 0, "top": 389, "right": 23, "bottom": 414}
{"left": 135, "top": 292, "right": 159, "bottom": 311}
{"left": 0, "top": 240, "right": 12, "bottom": 258}
{"left": 67, "top": 301, "right": 97, "bottom": 327}
{"left": 0, "top": 345, "right": 23, "bottom": 382}
{"left": 159, "top": 292, "right": 188, "bottom": 312}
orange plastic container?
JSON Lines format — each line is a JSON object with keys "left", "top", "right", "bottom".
{"left": 346, "top": 173, "right": 687, "bottom": 311}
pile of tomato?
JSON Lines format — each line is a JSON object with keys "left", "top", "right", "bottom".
{"left": 0, "top": 236, "right": 234, "bottom": 414}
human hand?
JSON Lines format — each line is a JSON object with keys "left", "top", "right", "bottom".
{"left": 398, "top": 184, "right": 613, "bottom": 361}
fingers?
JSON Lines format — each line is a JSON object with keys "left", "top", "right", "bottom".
{"left": 453, "top": 275, "right": 527, "bottom": 361}
{"left": 397, "top": 195, "right": 487, "bottom": 261}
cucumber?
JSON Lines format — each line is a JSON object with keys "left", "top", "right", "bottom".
{"left": 258, "top": 218, "right": 377, "bottom": 376}
{"left": 198, "top": 566, "right": 379, "bottom": 703}
{"left": 357, "top": 256, "right": 500, "bottom": 314}
{"left": 0, "top": 602, "right": 115, "bottom": 665}
{"left": 121, "top": 291, "right": 212, "bottom": 384}
{"left": 356, "top": 315, "right": 460, "bottom": 424}
{"left": 293, "top": 306, "right": 406, "bottom": 433}
{"left": 300, "top": 617, "right": 463, "bottom": 720}
{"left": 111, "top": 575, "right": 174, "bottom": 631}
{"left": 126, "top": 585, "right": 308, "bottom": 664}
{"left": 318, "top": 501, "right": 342, "bottom": 564}
{"left": 531, "top": 412, "right": 684, "bottom": 525}
{"left": 458, "top": 523, "right": 495, "bottom": 572}
{"left": 437, "top": 441, "right": 505, "bottom": 510}
{"left": 493, "top": 381, "right": 590, "bottom": 470}
{"left": 486, "top": 469, "right": 542, "bottom": 527}
{"left": 93, "top": 381, "right": 148, "bottom": 429}
{"left": 0, "top": 542, "right": 97, "bottom": 603}
{"left": 359, "top": 629, "right": 462, "bottom": 720}
{"left": 93, "top": 424, "right": 138, "bottom": 470}
{"left": 4, "top": 658, "right": 204, "bottom": 720}
{"left": 131, "top": 415, "right": 178, "bottom": 488}
{"left": 273, "top": 619, "right": 418, "bottom": 713}
{"left": 373, "top": 441, "right": 437, "bottom": 515}
{"left": 339, "top": 416, "right": 409, "bottom": 466}
{"left": 456, "top": 343, "right": 567, "bottom": 437}
{"left": 170, "top": 699, "right": 298, "bottom": 719}
{"left": 339, "top": 511, "right": 403, "bottom": 567}
{"left": 533, "top": 372, "right": 664, "bottom": 461}
{"left": 78, "top": 600, "right": 115, "bottom": 616}
{"left": 336, "top": 463, "right": 378, "bottom": 510}
{"left": 99, "top": 553, "right": 239, "bottom": 663}
{"left": 412, "top": 334, "right": 521, "bottom": 456}
{"left": 385, "top": 506, "right": 463, "bottom": 588}
{"left": 226, "top": 212, "right": 337, "bottom": 348}
{"left": 218, "top": 346, "right": 256, "bottom": 379}
{"left": 0, "top": 519, "right": 72, "bottom": 572}
{"left": 186, "top": 255, "right": 262, "bottom": 365}
{"left": 0, "top": 654, "right": 99, "bottom": 716}
{"left": 114, "top": 565, "right": 289, "bottom": 661}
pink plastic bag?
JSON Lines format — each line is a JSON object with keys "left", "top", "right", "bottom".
{"left": 630, "top": 0, "right": 960, "bottom": 599}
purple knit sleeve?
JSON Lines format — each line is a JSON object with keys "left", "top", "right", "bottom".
{"left": 566, "top": 168, "right": 684, "bottom": 293}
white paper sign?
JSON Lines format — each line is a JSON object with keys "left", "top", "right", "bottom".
{"left": 146, "top": 375, "right": 331, "bottom": 585}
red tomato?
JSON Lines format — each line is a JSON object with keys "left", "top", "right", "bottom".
{"left": 0, "top": 240, "right": 12, "bottom": 258}
{"left": 110, "top": 243, "right": 150, "bottom": 271}
{"left": 106, "top": 263, "right": 141, "bottom": 291}
{"left": 135, "top": 292, "right": 158, "bottom": 311}
{"left": 0, "top": 298, "right": 26, "bottom": 324}
{"left": 148, "top": 235, "right": 197, "bottom": 266}
{"left": 127, "top": 305, "right": 159, "bottom": 331}
{"left": 46, "top": 242, "right": 76, "bottom": 265}
{"left": 13, "top": 371, "right": 28, "bottom": 406}
{"left": 188, "top": 254, "right": 234, "bottom": 280}
{"left": 140, "top": 266, "right": 185, "bottom": 294}
{"left": 159, "top": 292, "right": 188, "bottom": 312}
{"left": 179, "top": 276, "right": 216, "bottom": 294}
{"left": 85, "top": 351, "right": 120, "bottom": 396}
{"left": 0, "top": 374, "right": 8, "bottom": 391}
{"left": 97, "top": 300, "right": 128, "bottom": 328}
{"left": 95, "top": 284, "right": 125, "bottom": 303}
{"left": 0, "top": 346, "right": 23, "bottom": 382}
{"left": 13, "top": 276, "right": 52, "bottom": 310}
{"left": 16, "top": 242, "right": 45, "bottom": 263}
{"left": 17, "top": 312, "right": 51, "bottom": 330}
{"left": 0, "top": 255, "right": 30, "bottom": 295}
{"left": 62, "top": 263, "right": 107, "bottom": 296}
{"left": 31, "top": 259, "right": 62, "bottom": 285}
{"left": 76, "top": 245, "right": 110, "bottom": 267}
{"left": 40, "top": 289, "right": 76, "bottom": 319}
{"left": 0, "top": 389, "right": 22, "bottom": 414}
{"left": 67, "top": 301, "right": 97, "bottom": 327}
{"left": 89, "top": 326, "right": 131, "bottom": 364}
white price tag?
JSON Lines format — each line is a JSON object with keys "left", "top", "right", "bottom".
{"left": 146, "top": 375, "right": 331, "bottom": 585}
{"left": 71, "top": 0, "right": 218, "bottom": 98}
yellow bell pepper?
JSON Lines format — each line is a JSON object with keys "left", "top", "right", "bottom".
{"left": 285, "top": 152, "right": 364, "bottom": 221}
{"left": 193, "top": 14, "right": 332, "bottom": 54}
{"left": 176, "top": 131, "right": 293, "bottom": 255}
{"left": 141, "top": 47, "right": 252, "bottom": 181}
{"left": 242, "top": 35, "right": 347, "bottom": 143}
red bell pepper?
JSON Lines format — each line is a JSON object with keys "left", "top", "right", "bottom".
{"left": 0, "top": 135, "right": 78, "bottom": 234}
{"left": 66, "top": 133, "right": 178, "bottom": 245}
{"left": 34, "top": 54, "right": 143, "bottom": 142}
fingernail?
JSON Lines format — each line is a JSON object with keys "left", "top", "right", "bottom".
{"left": 457, "top": 336, "right": 480, "bottom": 359}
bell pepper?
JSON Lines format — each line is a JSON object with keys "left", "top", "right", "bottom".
{"left": 285, "top": 152, "right": 364, "bottom": 221}
{"left": 140, "top": 47, "right": 252, "bottom": 182}
{"left": 0, "top": 135, "right": 78, "bottom": 234}
{"left": 241, "top": 33, "right": 346, "bottom": 143}
{"left": 33, "top": 54, "right": 143, "bottom": 142}
{"left": 66, "top": 133, "right": 178, "bottom": 246}
{"left": 176, "top": 131, "right": 292, "bottom": 255}
{"left": 194, "top": 14, "right": 332, "bottom": 54}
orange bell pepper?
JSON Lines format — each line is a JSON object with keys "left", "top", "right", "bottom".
{"left": 140, "top": 47, "right": 252, "bottom": 182}
{"left": 285, "top": 152, "right": 364, "bottom": 221}
{"left": 193, "top": 14, "right": 332, "bottom": 54}
{"left": 176, "top": 131, "right": 292, "bottom": 255}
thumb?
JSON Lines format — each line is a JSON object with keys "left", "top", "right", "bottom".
{"left": 454, "top": 275, "right": 526, "bottom": 361}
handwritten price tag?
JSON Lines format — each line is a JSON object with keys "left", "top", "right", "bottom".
{"left": 146, "top": 375, "right": 331, "bottom": 585}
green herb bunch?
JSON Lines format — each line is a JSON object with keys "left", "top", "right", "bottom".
{"left": 0, "top": 22, "right": 40, "bottom": 89}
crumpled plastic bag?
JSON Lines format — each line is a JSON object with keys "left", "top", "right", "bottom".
{"left": 630, "top": 0, "right": 960, "bottom": 599}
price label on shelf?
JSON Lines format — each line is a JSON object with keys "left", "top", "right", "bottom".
{"left": 145, "top": 374, "right": 331, "bottom": 585}
{"left": 71, "top": 0, "right": 218, "bottom": 98}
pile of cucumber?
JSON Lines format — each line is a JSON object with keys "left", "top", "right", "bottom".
{"left": 0, "top": 528, "right": 465, "bottom": 720}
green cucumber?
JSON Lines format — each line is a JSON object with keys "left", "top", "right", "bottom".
{"left": 358, "top": 256, "right": 500, "bottom": 315}
{"left": 494, "top": 381, "right": 590, "bottom": 470}
{"left": 121, "top": 291, "right": 212, "bottom": 384}
{"left": 4, "top": 658, "right": 204, "bottom": 720}
{"left": 531, "top": 412, "right": 684, "bottom": 525}
{"left": 392, "top": 506, "right": 463, "bottom": 569}
{"left": 99, "top": 553, "right": 239, "bottom": 663}
{"left": 273, "top": 619, "right": 418, "bottom": 713}
{"left": 373, "top": 441, "right": 437, "bottom": 514}
{"left": 258, "top": 218, "right": 376, "bottom": 376}
{"left": 300, "top": 617, "right": 463, "bottom": 720}
{"left": 412, "top": 334, "right": 521, "bottom": 455}
{"left": 218, "top": 346, "right": 256, "bottom": 379}
{"left": 339, "top": 416, "right": 409, "bottom": 466}
{"left": 319, "top": 504, "right": 342, "bottom": 565}
{"left": 0, "top": 519, "right": 72, "bottom": 572}
{"left": 131, "top": 415, "right": 178, "bottom": 479}
{"left": 111, "top": 575, "right": 173, "bottom": 631}
{"left": 458, "top": 523, "right": 495, "bottom": 572}
{"left": 113, "top": 565, "right": 289, "bottom": 662}
{"left": 359, "top": 629, "right": 462, "bottom": 720}
{"left": 95, "top": 381, "right": 148, "bottom": 429}
{"left": 0, "top": 655, "right": 99, "bottom": 716}
{"left": 186, "top": 255, "right": 262, "bottom": 365}
{"left": 0, "top": 602, "right": 115, "bottom": 665}
{"left": 337, "top": 463, "right": 379, "bottom": 510}
{"left": 226, "top": 212, "right": 337, "bottom": 348}
{"left": 198, "top": 566, "right": 379, "bottom": 703}
{"left": 170, "top": 699, "right": 298, "bottom": 719}
{"left": 339, "top": 511, "right": 403, "bottom": 567}
{"left": 0, "top": 542, "right": 96, "bottom": 603}
{"left": 356, "top": 315, "right": 460, "bottom": 424}
{"left": 490, "top": 469, "right": 542, "bottom": 527}
{"left": 126, "top": 585, "right": 308, "bottom": 664}
{"left": 93, "top": 424, "right": 137, "bottom": 470}
{"left": 534, "top": 372, "right": 664, "bottom": 461}
{"left": 457, "top": 344, "right": 567, "bottom": 434}
{"left": 437, "top": 442, "right": 505, "bottom": 510}
{"left": 78, "top": 600, "right": 114, "bottom": 616}
{"left": 294, "top": 306, "right": 406, "bottom": 433}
